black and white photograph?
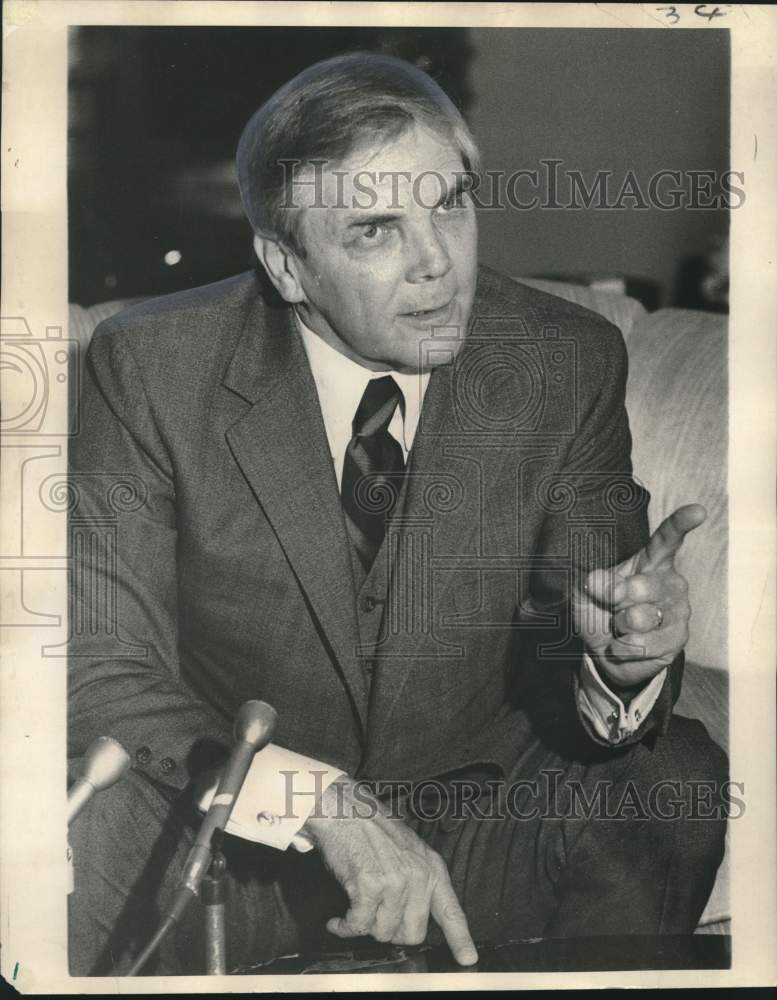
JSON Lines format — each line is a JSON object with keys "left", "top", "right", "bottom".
{"left": 1, "top": 2, "right": 775, "bottom": 991}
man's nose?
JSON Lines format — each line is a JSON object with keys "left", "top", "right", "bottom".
{"left": 406, "top": 221, "right": 453, "bottom": 283}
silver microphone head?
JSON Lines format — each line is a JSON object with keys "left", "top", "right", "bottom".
{"left": 81, "top": 736, "right": 131, "bottom": 791}
{"left": 234, "top": 700, "right": 278, "bottom": 750}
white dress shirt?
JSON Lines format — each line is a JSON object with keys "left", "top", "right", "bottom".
{"left": 297, "top": 312, "right": 430, "bottom": 485}
{"left": 206, "top": 314, "right": 665, "bottom": 849}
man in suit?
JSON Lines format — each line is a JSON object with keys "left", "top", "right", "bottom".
{"left": 68, "top": 53, "right": 727, "bottom": 974}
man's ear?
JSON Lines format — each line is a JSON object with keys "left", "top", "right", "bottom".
{"left": 253, "top": 234, "right": 305, "bottom": 304}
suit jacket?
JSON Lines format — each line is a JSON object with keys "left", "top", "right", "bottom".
{"left": 68, "top": 265, "right": 683, "bottom": 793}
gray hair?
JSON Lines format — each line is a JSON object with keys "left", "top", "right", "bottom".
{"left": 236, "top": 51, "right": 480, "bottom": 254}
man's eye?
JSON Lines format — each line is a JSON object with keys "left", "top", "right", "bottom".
{"left": 356, "top": 223, "right": 391, "bottom": 246}
{"left": 439, "top": 191, "right": 465, "bottom": 213}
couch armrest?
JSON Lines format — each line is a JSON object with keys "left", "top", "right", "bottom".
{"left": 625, "top": 309, "right": 727, "bottom": 674}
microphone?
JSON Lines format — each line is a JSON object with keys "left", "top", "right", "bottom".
{"left": 125, "top": 700, "right": 277, "bottom": 975}
{"left": 176, "top": 700, "right": 278, "bottom": 902}
{"left": 67, "top": 736, "right": 131, "bottom": 825}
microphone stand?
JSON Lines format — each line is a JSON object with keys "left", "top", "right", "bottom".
{"left": 125, "top": 826, "right": 229, "bottom": 976}
{"left": 201, "top": 830, "right": 228, "bottom": 975}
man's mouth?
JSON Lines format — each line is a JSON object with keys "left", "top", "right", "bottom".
{"left": 402, "top": 299, "right": 455, "bottom": 319}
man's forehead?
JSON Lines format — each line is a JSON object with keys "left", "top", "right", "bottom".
{"left": 291, "top": 124, "right": 466, "bottom": 213}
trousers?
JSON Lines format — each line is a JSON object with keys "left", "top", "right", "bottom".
{"left": 68, "top": 713, "right": 728, "bottom": 976}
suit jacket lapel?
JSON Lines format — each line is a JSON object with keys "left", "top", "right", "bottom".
{"left": 221, "top": 293, "right": 367, "bottom": 730}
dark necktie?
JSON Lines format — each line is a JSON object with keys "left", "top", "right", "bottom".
{"left": 341, "top": 375, "right": 406, "bottom": 571}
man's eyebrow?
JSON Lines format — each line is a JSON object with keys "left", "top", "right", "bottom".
{"left": 346, "top": 211, "right": 403, "bottom": 230}
{"left": 437, "top": 172, "right": 473, "bottom": 205}
{"left": 344, "top": 174, "right": 474, "bottom": 229}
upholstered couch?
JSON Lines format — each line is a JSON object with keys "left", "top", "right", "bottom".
{"left": 68, "top": 276, "right": 729, "bottom": 933}
{"left": 522, "top": 278, "right": 729, "bottom": 936}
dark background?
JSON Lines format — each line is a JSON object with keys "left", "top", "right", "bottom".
{"left": 68, "top": 27, "right": 729, "bottom": 310}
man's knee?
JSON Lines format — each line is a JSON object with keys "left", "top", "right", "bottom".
{"left": 544, "top": 716, "right": 729, "bottom": 934}
{"left": 70, "top": 765, "right": 185, "bottom": 867}
{"left": 630, "top": 714, "right": 728, "bottom": 870}
{"left": 643, "top": 714, "right": 728, "bottom": 805}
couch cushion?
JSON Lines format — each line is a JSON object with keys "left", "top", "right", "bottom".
{"left": 517, "top": 277, "right": 647, "bottom": 339}
{"left": 69, "top": 300, "right": 135, "bottom": 351}
{"left": 623, "top": 309, "right": 727, "bottom": 673}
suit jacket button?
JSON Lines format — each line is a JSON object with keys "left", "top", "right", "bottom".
{"left": 361, "top": 596, "right": 377, "bottom": 612}
{"left": 136, "top": 745, "right": 152, "bottom": 765}
{"left": 159, "top": 757, "right": 176, "bottom": 774}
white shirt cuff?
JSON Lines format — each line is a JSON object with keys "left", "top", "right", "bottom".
{"left": 196, "top": 743, "right": 346, "bottom": 852}
{"left": 578, "top": 654, "right": 667, "bottom": 744}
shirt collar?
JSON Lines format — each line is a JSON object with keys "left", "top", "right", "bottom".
{"left": 294, "top": 310, "right": 430, "bottom": 453}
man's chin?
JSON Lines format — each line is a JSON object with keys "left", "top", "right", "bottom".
{"left": 395, "top": 308, "right": 470, "bottom": 372}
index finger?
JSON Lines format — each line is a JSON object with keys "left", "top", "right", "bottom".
{"left": 638, "top": 503, "right": 707, "bottom": 572}
{"left": 430, "top": 876, "right": 478, "bottom": 966}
